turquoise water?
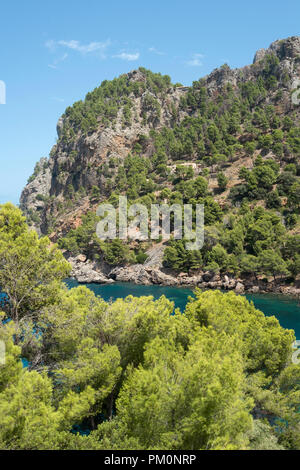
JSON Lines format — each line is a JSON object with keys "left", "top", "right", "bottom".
{"left": 66, "top": 280, "right": 300, "bottom": 339}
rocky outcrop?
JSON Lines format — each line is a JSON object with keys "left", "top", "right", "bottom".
{"left": 235, "top": 282, "right": 245, "bottom": 294}
{"left": 253, "top": 37, "right": 300, "bottom": 64}
{"left": 69, "top": 255, "right": 114, "bottom": 284}
{"left": 67, "top": 255, "right": 300, "bottom": 299}
{"left": 109, "top": 265, "right": 180, "bottom": 286}
{"left": 20, "top": 157, "right": 52, "bottom": 235}
{"left": 20, "top": 72, "right": 186, "bottom": 237}
{"left": 144, "top": 244, "right": 165, "bottom": 268}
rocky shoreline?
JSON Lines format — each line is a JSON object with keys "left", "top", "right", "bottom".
{"left": 68, "top": 254, "right": 300, "bottom": 299}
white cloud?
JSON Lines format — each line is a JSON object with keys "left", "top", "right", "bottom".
{"left": 113, "top": 52, "right": 140, "bottom": 61}
{"left": 58, "top": 39, "right": 110, "bottom": 55}
{"left": 51, "top": 97, "right": 65, "bottom": 102}
{"left": 45, "top": 39, "right": 111, "bottom": 58}
{"left": 186, "top": 53, "right": 204, "bottom": 67}
{"left": 48, "top": 53, "right": 68, "bottom": 69}
{"left": 148, "top": 46, "right": 165, "bottom": 56}
{"left": 45, "top": 39, "right": 56, "bottom": 52}
{"left": 45, "top": 39, "right": 141, "bottom": 63}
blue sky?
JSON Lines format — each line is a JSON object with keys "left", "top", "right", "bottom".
{"left": 0, "top": 0, "right": 299, "bottom": 204}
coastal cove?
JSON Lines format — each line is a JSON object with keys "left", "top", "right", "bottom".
{"left": 66, "top": 280, "right": 300, "bottom": 339}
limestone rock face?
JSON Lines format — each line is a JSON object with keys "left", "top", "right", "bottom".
{"left": 69, "top": 256, "right": 114, "bottom": 284}
{"left": 235, "top": 282, "right": 245, "bottom": 294}
{"left": 56, "top": 117, "right": 64, "bottom": 139}
{"left": 109, "top": 265, "right": 152, "bottom": 285}
{"left": 20, "top": 157, "right": 52, "bottom": 235}
{"left": 269, "top": 36, "right": 300, "bottom": 60}
{"left": 248, "top": 286, "right": 260, "bottom": 294}
{"left": 144, "top": 245, "right": 165, "bottom": 268}
{"left": 253, "top": 48, "right": 267, "bottom": 64}
{"left": 109, "top": 265, "right": 180, "bottom": 286}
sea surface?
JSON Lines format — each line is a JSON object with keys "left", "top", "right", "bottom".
{"left": 66, "top": 280, "right": 300, "bottom": 339}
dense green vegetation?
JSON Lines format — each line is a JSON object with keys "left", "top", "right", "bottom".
{"left": 0, "top": 204, "right": 299, "bottom": 450}
{"left": 163, "top": 204, "right": 300, "bottom": 279}
{"left": 59, "top": 68, "right": 172, "bottom": 140}
{"left": 58, "top": 211, "right": 147, "bottom": 265}
{"left": 59, "top": 176, "right": 300, "bottom": 279}
{"left": 52, "top": 58, "right": 300, "bottom": 280}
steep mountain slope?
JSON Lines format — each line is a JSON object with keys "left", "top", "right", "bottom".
{"left": 20, "top": 69, "right": 185, "bottom": 236}
{"left": 20, "top": 36, "right": 300, "bottom": 289}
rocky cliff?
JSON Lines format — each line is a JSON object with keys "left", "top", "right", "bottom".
{"left": 20, "top": 69, "right": 186, "bottom": 237}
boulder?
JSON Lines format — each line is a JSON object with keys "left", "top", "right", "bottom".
{"left": 109, "top": 265, "right": 152, "bottom": 285}
{"left": 235, "top": 282, "right": 245, "bottom": 294}
{"left": 76, "top": 254, "right": 87, "bottom": 263}
{"left": 69, "top": 257, "right": 113, "bottom": 284}
{"left": 248, "top": 285, "right": 260, "bottom": 294}
{"left": 202, "top": 271, "right": 214, "bottom": 282}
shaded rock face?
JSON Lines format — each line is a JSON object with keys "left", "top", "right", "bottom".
{"left": 20, "top": 157, "right": 52, "bottom": 235}
{"left": 269, "top": 36, "right": 300, "bottom": 60}
{"left": 253, "top": 36, "right": 300, "bottom": 63}
{"left": 56, "top": 117, "right": 64, "bottom": 139}
{"left": 253, "top": 49, "right": 267, "bottom": 64}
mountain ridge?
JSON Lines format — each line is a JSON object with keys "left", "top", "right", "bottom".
{"left": 19, "top": 36, "right": 300, "bottom": 290}
{"left": 21, "top": 36, "right": 300, "bottom": 234}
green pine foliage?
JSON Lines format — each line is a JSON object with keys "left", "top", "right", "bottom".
{"left": 0, "top": 206, "right": 298, "bottom": 449}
